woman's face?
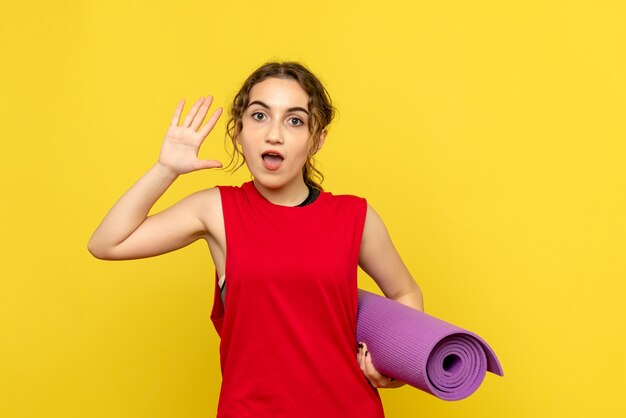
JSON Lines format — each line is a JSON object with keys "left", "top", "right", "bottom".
{"left": 237, "top": 77, "right": 325, "bottom": 191}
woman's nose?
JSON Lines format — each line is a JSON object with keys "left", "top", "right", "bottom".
{"left": 265, "top": 121, "right": 284, "bottom": 144}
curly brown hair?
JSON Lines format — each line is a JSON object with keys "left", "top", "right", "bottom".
{"left": 224, "top": 61, "right": 336, "bottom": 190}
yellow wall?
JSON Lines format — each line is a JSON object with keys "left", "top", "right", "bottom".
{"left": 2, "top": 1, "right": 624, "bottom": 417}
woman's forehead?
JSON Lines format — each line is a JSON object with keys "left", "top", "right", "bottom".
{"left": 248, "top": 78, "right": 309, "bottom": 110}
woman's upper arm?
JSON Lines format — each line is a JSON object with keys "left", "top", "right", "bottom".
{"left": 94, "top": 188, "right": 221, "bottom": 260}
{"left": 359, "top": 204, "right": 421, "bottom": 302}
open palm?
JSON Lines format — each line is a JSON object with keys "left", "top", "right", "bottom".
{"left": 159, "top": 96, "right": 223, "bottom": 175}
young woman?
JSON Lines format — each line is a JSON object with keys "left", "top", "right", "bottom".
{"left": 88, "top": 61, "right": 424, "bottom": 417}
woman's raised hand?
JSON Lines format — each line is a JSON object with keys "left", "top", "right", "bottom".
{"left": 158, "top": 96, "right": 223, "bottom": 175}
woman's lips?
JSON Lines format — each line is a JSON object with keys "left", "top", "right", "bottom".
{"left": 261, "top": 152, "right": 284, "bottom": 171}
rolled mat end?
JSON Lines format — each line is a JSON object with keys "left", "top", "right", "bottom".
{"left": 356, "top": 289, "right": 503, "bottom": 401}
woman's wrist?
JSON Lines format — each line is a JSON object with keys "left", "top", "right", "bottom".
{"left": 154, "top": 161, "right": 180, "bottom": 181}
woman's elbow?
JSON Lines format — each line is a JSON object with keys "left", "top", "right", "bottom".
{"left": 87, "top": 238, "right": 113, "bottom": 260}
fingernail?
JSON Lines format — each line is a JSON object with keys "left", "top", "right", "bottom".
{"left": 358, "top": 343, "right": 363, "bottom": 349}
{"left": 365, "top": 351, "right": 369, "bottom": 357}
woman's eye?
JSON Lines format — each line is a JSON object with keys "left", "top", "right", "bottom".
{"left": 251, "top": 112, "right": 266, "bottom": 121}
{"left": 289, "top": 117, "right": 304, "bottom": 126}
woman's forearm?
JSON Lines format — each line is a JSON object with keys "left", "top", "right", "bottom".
{"left": 87, "top": 162, "right": 178, "bottom": 256}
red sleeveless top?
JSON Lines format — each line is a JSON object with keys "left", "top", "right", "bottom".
{"left": 210, "top": 181, "right": 385, "bottom": 417}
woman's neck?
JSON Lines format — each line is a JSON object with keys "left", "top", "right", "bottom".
{"left": 252, "top": 178, "right": 310, "bottom": 207}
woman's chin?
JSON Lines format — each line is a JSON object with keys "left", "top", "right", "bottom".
{"left": 251, "top": 173, "right": 284, "bottom": 189}
{"left": 252, "top": 172, "right": 301, "bottom": 191}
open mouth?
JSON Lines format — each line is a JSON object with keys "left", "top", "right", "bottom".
{"left": 261, "top": 151, "right": 284, "bottom": 171}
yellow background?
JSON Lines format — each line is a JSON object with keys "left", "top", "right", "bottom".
{"left": 1, "top": 1, "right": 624, "bottom": 417}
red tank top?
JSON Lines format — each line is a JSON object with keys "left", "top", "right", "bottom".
{"left": 210, "top": 181, "right": 385, "bottom": 417}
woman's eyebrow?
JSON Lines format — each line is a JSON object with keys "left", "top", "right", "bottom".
{"left": 248, "top": 100, "right": 309, "bottom": 115}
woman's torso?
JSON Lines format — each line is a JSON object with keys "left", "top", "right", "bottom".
{"left": 205, "top": 181, "right": 384, "bottom": 417}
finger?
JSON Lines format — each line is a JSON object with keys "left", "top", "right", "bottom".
{"left": 357, "top": 342, "right": 368, "bottom": 376}
{"left": 190, "top": 96, "right": 214, "bottom": 131}
{"left": 170, "top": 99, "right": 185, "bottom": 127}
{"left": 198, "top": 106, "right": 223, "bottom": 139}
{"left": 363, "top": 348, "right": 386, "bottom": 388}
{"left": 181, "top": 97, "right": 206, "bottom": 128}
{"left": 360, "top": 342, "right": 388, "bottom": 388}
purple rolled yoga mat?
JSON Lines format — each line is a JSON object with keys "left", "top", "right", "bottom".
{"left": 356, "top": 289, "right": 503, "bottom": 400}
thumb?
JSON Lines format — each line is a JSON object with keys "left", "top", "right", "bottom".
{"left": 192, "top": 159, "right": 223, "bottom": 171}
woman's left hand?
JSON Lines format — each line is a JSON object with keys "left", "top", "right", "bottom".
{"left": 357, "top": 342, "right": 406, "bottom": 389}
